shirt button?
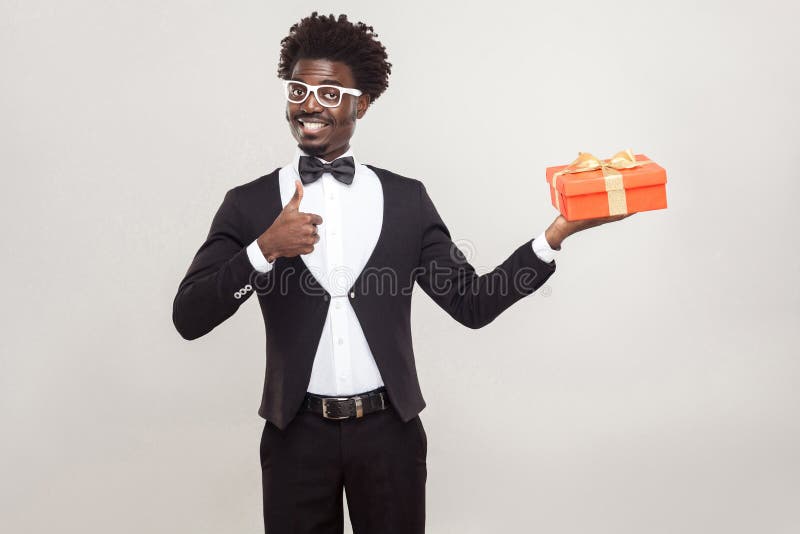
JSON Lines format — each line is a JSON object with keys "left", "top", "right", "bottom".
{"left": 338, "top": 338, "right": 344, "bottom": 345}
{"left": 335, "top": 301, "right": 342, "bottom": 309}
{"left": 329, "top": 193, "right": 335, "bottom": 200}
{"left": 331, "top": 230, "right": 337, "bottom": 236}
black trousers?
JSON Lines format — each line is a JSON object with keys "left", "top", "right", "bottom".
{"left": 260, "top": 401, "right": 427, "bottom": 533}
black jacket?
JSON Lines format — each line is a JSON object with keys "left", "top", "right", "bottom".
{"left": 172, "top": 165, "right": 556, "bottom": 430}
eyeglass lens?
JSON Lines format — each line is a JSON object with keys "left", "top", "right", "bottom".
{"left": 286, "top": 82, "right": 341, "bottom": 107}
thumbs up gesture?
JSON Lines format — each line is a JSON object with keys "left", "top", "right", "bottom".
{"left": 256, "top": 180, "right": 323, "bottom": 263}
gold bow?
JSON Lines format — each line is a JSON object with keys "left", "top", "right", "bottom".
{"left": 551, "top": 148, "right": 653, "bottom": 216}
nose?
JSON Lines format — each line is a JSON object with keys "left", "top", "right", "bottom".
{"left": 300, "top": 89, "right": 324, "bottom": 114}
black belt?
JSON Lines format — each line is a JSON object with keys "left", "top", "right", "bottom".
{"left": 302, "top": 387, "right": 390, "bottom": 420}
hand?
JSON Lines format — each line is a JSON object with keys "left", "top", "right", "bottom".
{"left": 256, "top": 179, "right": 323, "bottom": 262}
{"left": 544, "top": 213, "right": 635, "bottom": 250}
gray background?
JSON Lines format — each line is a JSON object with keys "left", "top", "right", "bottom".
{"left": 2, "top": 0, "right": 798, "bottom": 532}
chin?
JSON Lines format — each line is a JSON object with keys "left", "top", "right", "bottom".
{"left": 298, "top": 142, "right": 328, "bottom": 157}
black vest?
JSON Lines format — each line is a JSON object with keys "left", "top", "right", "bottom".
{"left": 173, "top": 164, "right": 556, "bottom": 430}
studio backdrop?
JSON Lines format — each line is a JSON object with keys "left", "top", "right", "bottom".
{"left": 1, "top": 1, "right": 798, "bottom": 533}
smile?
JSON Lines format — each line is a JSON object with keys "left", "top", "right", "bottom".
{"left": 297, "top": 118, "right": 330, "bottom": 133}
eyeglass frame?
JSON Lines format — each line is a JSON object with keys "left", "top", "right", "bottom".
{"left": 282, "top": 79, "right": 363, "bottom": 108}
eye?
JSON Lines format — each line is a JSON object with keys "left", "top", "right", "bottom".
{"left": 318, "top": 86, "right": 341, "bottom": 102}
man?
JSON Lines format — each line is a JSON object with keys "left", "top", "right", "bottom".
{"left": 172, "top": 12, "right": 630, "bottom": 534}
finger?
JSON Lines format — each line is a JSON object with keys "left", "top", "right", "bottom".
{"left": 305, "top": 212, "right": 323, "bottom": 226}
{"left": 296, "top": 212, "right": 323, "bottom": 226}
{"left": 287, "top": 179, "right": 303, "bottom": 210}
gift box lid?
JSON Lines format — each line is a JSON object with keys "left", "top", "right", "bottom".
{"left": 546, "top": 154, "right": 667, "bottom": 197}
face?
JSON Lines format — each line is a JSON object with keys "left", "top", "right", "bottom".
{"left": 285, "top": 58, "right": 370, "bottom": 162}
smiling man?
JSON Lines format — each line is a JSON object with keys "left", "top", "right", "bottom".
{"left": 284, "top": 63, "right": 365, "bottom": 160}
{"left": 173, "top": 12, "right": 630, "bottom": 534}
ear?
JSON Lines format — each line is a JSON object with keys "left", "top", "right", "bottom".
{"left": 356, "top": 94, "right": 371, "bottom": 119}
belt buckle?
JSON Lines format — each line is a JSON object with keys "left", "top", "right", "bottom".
{"left": 322, "top": 397, "right": 352, "bottom": 420}
{"left": 353, "top": 395, "right": 364, "bottom": 418}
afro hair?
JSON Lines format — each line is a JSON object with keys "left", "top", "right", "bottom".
{"left": 277, "top": 12, "right": 392, "bottom": 104}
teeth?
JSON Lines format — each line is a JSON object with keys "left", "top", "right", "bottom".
{"left": 302, "top": 122, "right": 326, "bottom": 130}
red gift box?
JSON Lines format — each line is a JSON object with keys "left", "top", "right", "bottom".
{"left": 545, "top": 149, "right": 668, "bottom": 221}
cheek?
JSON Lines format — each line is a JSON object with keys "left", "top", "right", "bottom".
{"left": 286, "top": 104, "right": 301, "bottom": 121}
{"left": 335, "top": 104, "right": 358, "bottom": 127}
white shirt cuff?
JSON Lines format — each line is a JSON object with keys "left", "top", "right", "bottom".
{"left": 246, "top": 239, "right": 274, "bottom": 273}
{"left": 531, "top": 230, "right": 558, "bottom": 264}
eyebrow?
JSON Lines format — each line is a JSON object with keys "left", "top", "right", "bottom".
{"left": 292, "top": 77, "right": 345, "bottom": 87}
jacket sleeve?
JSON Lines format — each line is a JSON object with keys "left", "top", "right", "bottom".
{"left": 414, "top": 181, "right": 556, "bottom": 329}
{"left": 172, "top": 188, "right": 266, "bottom": 340}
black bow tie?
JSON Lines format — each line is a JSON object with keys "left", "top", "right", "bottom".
{"left": 298, "top": 155, "right": 356, "bottom": 185}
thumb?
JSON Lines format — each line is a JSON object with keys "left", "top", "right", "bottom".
{"left": 287, "top": 179, "right": 303, "bottom": 210}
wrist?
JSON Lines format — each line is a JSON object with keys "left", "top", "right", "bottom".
{"left": 545, "top": 219, "right": 567, "bottom": 250}
{"left": 257, "top": 234, "right": 277, "bottom": 263}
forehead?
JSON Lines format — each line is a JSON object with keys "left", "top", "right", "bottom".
{"left": 290, "top": 58, "right": 356, "bottom": 86}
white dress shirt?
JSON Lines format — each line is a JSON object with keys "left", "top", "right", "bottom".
{"left": 245, "top": 147, "right": 559, "bottom": 395}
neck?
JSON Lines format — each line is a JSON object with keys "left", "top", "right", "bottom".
{"left": 304, "top": 143, "right": 350, "bottom": 162}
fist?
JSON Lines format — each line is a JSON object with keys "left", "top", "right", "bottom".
{"left": 256, "top": 179, "right": 323, "bottom": 262}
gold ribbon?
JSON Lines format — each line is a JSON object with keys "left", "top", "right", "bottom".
{"left": 551, "top": 148, "right": 653, "bottom": 216}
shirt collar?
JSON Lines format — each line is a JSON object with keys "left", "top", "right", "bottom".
{"left": 291, "top": 146, "right": 358, "bottom": 180}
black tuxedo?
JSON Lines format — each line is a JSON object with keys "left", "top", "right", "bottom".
{"left": 173, "top": 165, "right": 556, "bottom": 430}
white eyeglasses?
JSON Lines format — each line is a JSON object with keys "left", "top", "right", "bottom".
{"left": 283, "top": 80, "right": 363, "bottom": 108}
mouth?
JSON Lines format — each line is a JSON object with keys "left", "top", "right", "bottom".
{"left": 296, "top": 117, "right": 330, "bottom": 134}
